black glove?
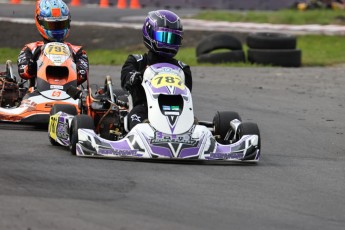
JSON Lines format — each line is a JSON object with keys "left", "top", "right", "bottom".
{"left": 78, "top": 69, "right": 87, "bottom": 80}
{"left": 76, "top": 57, "right": 88, "bottom": 80}
{"left": 125, "top": 71, "right": 142, "bottom": 91}
{"left": 27, "top": 59, "right": 37, "bottom": 76}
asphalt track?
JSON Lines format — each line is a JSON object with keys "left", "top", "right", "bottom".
{"left": 1, "top": 65, "right": 345, "bottom": 230}
{"left": 1, "top": 3, "right": 345, "bottom": 230}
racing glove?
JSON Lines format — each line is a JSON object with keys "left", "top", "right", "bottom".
{"left": 124, "top": 71, "right": 143, "bottom": 91}
{"left": 18, "top": 49, "right": 37, "bottom": 79}
{"left": 27, "top": 59, "right": 37, "bottom": 76}
{"left": 75, "top": 50, "right": 89, "bottom": 85}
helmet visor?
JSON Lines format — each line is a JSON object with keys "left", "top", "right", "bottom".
{"left": 153, "top": 31, "right": 182, "bottom": 46}
{"left": 38, "top": 16, "right": 70, "bottom": 30}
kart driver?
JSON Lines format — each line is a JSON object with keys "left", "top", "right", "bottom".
{"left": 121, "top": 10, "right": 192, "bottom": 130}
{"left": 17, "top": 0, "right": 89, "bottom": 87}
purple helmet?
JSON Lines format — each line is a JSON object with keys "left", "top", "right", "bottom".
{"left": 143, "top": 10, "right": 183, "bottom": 58}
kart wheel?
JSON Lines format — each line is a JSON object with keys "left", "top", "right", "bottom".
{"left": 237, "top": 122, "right": 261, "bottom": 149}
{"left": 213, "top": 111, "right": 242, "bottom": 144}
{"left": 50, "top": 104, "right": 78, "bottom": 116}
{"left": 49, "top": 137, "right": 60, "bottom": 146}
{"left": 113, "top": 88, "right": 129, "bottom": 103}
{"left": 70, "top": 114, "right": 95, "bottom": 155}
{"left": 49, "top": 104, "right": 78, "bottom": 146}
{"left": 99, "top": 114, "right": 120, "bottom": 141}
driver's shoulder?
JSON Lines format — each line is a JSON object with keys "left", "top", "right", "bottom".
{"left": 130, "top": 54, "right": 145, "bottom": 62}
{"left": 25, "top": 41, "right": 45, "bottom": 51}
{"left": 64, "top": 42, "right": 83, "bottom": 53}
{"left": 177, "top": 60, "right": 189, "bottom": 69}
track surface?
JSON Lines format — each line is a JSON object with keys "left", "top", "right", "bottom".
{"left": 1, "top": 66, "right": 345, "bottom": 230}
{"left": 1, "top": 3, "right": 345, "bottom": 230}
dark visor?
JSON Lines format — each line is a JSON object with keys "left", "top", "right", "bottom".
{"left": 38, "top": 16, "right": 70, "bottom": 30}
{"left": 153, "top": 31, "right": 182, "bottom": 46}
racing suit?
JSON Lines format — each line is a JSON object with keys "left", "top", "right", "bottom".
{"left": 17, "top": 40, "right": 89, "bottom": 86}
{"left": 121, "top": 50, "right": 192, "bottom": 130}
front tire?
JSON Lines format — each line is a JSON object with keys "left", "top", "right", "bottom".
{"left": 49, "top": 104, "right": 78, "bottom": 146}
{"left": 213, "top": 111, "right": 242, "bottom": 144}
{"left": 70, "top": 114, "right": 95, "bottom": 155}
{"left": 237, "top": 122, "right": 261, "bottom": 152}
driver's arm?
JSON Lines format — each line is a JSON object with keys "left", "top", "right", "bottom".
{"left": 17, "top": 46, "right": 37, "bottom": 80}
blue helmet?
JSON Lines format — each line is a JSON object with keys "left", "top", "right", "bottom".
{"left": 143, "top": 10, "right": 183, "bottom": 58}
{"left": 35, "top": 0, "right": 71, "bottom": 42}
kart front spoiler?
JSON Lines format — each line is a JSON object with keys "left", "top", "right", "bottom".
{"left": 75, "top": 126, "right": 260, "bottom": 163}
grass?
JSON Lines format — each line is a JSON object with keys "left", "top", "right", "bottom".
{"left": 2, "top": 9, "right": 345, "bottom": 68}
{"left": 193, "top": 9, "right": 345, "bottom": 25}
{"left": 1, "top": 35, "right": 345, "bottom": 67}
{"left": 299, "top": 35, "right": 345, "bottom": 66}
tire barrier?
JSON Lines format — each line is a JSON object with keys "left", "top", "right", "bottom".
{"left": 247, "top": 49, "right": 302, "bottom": 67}
{"left": 196, "top": 33, "right": 243, "bottom": 57}
{"left": 196, "top": 33, "right": 245, "bottom": 64}
{"left": 246, "top": 32, "right": 297, "bottom": 50}
{"left": 197, "top": 51, "right": 245, "bottom": 64}
{"left": 246, "top": 32, "right": 302, "bottom": 67}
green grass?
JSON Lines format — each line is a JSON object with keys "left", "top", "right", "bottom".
{"left": 193, "top": 9, "right": 345, "bottom": 25}
{"left": 298, "top": 35, "right": 345, "bottom": 66}
{"left": 0, "top": 48, "right": 20, "bottom": 65}
{"left": 2, "top": 35, "right": 345, "bottom": 67}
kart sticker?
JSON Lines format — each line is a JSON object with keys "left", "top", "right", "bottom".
{"left": 151, "top": 74, "right": 185, "bottom": 90}
{"left": 49, "top": 114, "right": 59, "bottom": 140}
{"left": 44, "top": 43, "right": 70, "bottom": 56}
{"left": 50, "top": 85, "right": 64, "bottom": 90}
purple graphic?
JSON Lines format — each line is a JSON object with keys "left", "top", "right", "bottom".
{"left": 149, "top": 145, "right": 173, "bottom": 158}
{"left": 109, "top": 139, "right": 133, "bottom": 150}
{"left": 151, "top": 63, "right": 181, "bottom": 71}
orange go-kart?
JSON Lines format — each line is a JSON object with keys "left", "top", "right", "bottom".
{"left": 0, "top": 42, "right": 79, "bottom": 124}
{"left": 49, "top": 74, "right": 129, "bottom": 143}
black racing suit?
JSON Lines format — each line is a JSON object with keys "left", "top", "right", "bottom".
{"left": 121, "top": 51, "right": 192, "bottom": 130}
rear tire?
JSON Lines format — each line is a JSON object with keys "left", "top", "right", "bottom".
{"left": 70, "top": 114, "right": 95, "bottom": 155}
{"left": 113, "top": 88, "right": 129, "bottom": 103}
{"left": 213, "top": 111, "right": 242, "bottom": 144}
{"left": 49, "top": 104, "right": 78, "bottom": 146}
{"left": 50, "top": 104, "right": 78, "bottom": 116}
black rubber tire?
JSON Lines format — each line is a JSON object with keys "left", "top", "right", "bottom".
{"left": 197, "top": 50, "right": 245, "bottom": 64}
{"left": 70, "top": 114, "right": 95, "bottom": 155}
{"left": 248, "top": 49, "right": 302, "bottom": 67}
{"left": 246, "top": 32, "right": 297, "bottom": 50}
{"left": 49, "top": 104, "right": 78, "bottom": 146}
{"left": 237, "top": 122, "right": 261, "bottom": 149}
{"left": 196, "top": 33, "right": 243, "bottom": 56}
{"left": 99, "top": 114, "right": 120, "bottom": 141}
{"left": 113, "top": 88, "right": 129, "bottom": 103}
{"left": 213, "top": 111, "right": 242, "bottom": 141}
{"left": 50, "top": 104, "right": 78, "bottom": 116}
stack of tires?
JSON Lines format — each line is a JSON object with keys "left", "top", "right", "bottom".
{"left": 196, "top": 33, "right": 246, "bottom": 64}
{"left": 246, "top": 32, "right": 302, "bottom": 67}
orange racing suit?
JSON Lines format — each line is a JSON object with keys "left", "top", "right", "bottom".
{"left": 17, "top": 41, "right": 89, "bottom": 86}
